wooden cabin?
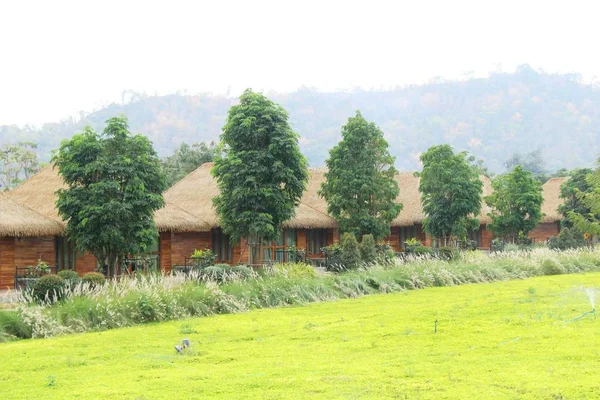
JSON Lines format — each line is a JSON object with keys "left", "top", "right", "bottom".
{"left": 383, "top": 173, "right": 495, "bottom": 251}
{"left": 8, "top": 164, "right": 209, "bottom": 275}
{"left": 528, "top": 177, "right": 567, "bottom": 243}
{"left": 163, "top": 163, "right": 339, "bottom": 267}
{"left": 0, "top": 193, "right": 65, "bottom": 289}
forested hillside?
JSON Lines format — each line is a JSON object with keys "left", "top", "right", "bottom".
{"left": 2, "top": 65, "right": 599, "bottom": 172}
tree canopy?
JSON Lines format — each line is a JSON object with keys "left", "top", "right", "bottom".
{"left": 0, "top": 141, "right": 40, "bottom": 190}
{"left": 568, "top": 160, "right": 600, "bottom": 245}
{"left": 319, "top": 111, "right": 401, "bottom": 240}
{"left": 418, "top": 145, "right": 483, "bottom": 245}
{"left": 558, "top": 168, "right": 594, "bottom": 228}
{"left": 162, "top": 141, "right": 217, "bottom": 187}
{"left": 54, "top": 116, "right": 166, "bottom": 277}
{"left": 212, "top": 89, "right": 308, "bottom": 262}
{"left": 485, "top": 165, "right": 544, "bottom": 242}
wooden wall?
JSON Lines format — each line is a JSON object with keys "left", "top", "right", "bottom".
{"left": 385, "top": 225, "right": 427, "bottom": 252}
{"left": 480, "top": 226, "right": 494, "bottom": 249}
{"left": 15, "top": 236, "right": 56, "bottom": 268}
{"left": 529, "top": 222, "right": 560, "bottom": 243}
{"left": 0, "top": 237, "right": 15, "bottom": 289}
{"left": 159, "top": 232, "right": 172, "bottom": 271}
{"left": 74, "top": 252, "right": 97, "bottom": 275}
{"left": 170, "top": 231, "right": 211, "bottom": 266}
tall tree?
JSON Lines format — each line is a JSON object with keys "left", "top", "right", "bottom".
{"left": 558, "top": 168, "right": 593, "bottom": 228}
{"left": 54, "top": 116, "right": 166, "bottom": 277}
{"left": 319, "top": 111, "right": 401, "bottom": 240}
{"left": 485, "top": 165, "right": 544, "bottom": 242}
{"left": 212, "top": 89, "right": 308, "bottom": 263}
{"left": 418, "top": 145, "right": 483, "bottom": 246}
{"left": 568, "top": 161, "right": 600, "bottom": 247}
{"left": 0, "top": 141, "right": 40, "bottom": 190}
{"left": 162, "top": 141, "right": 217, "bottom": 187}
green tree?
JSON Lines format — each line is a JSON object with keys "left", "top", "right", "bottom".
{"left": 212, "top": 89, "right": 308, "bottom": 263}
{"left": 319, "top": 111, "right": 401, "bottom": 240}
{"left": 340, "top": 232, "right": 361, "bottom": 269}
{"left": 418, "top": 145, "right": 483, "bottom": 246}
{"left": 558, "top": 168, "right": 593, "bottom": 227}
{"left": 568, "top": 161, "right": 600, "bottom": 247}
{"left": 485, "top": 165, "right": 544, "bottom": 242}
{"left": 162, "top": 141, "right": 217, "bottom": 187}
{"left": 54, "top": 116, "right": 167, "bottom": 277}
{"left": 359, "top": 234, "right": 377, "bottom": 264}
{"left": 0, "top": 141, "right": 40, "bottom": 190}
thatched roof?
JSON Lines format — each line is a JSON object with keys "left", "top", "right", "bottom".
{"left": 541, "top": 177, "right": 568, "bottom": 223}
{"left": 10, "top": 164, "right": 66, "bottom": 224}
{"left": 164, "top": 163, "right": 338, "bottom": 229}
{"left": 0, "top": 192, "right": 64, "bottom": 237}
{"left": 389, "top": 173, "right": 493, "bottom": 227}
{"left": 10, "top": 164, "right": 209, "bottom": 233}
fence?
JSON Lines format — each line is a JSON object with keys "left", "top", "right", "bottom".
{"left": 121, "top": 255, "right": 160, "bottom": 275}
{"left": 14, "top": 265, "right": 57, "bottom": 290}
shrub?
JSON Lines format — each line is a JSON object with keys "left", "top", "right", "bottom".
{"left": 541, "top": 259, "right": 564, "bottom": 275}
{"left": 491, "top": 239, "right": 505, "bottom": 252}
{"left": 404, "top": 238, "right": 422, "bottom": 253}
{"left": 375, "top": 243, "right": 395, "bottom": 264}
{"left": 201, "top": 264, "right": 228, "bottom": 282}
{"left": 272, "top": 262, "right": 317, "bottom": 278}
{"left": 408, "top": 246, "right": 433, "bottom": 256}
{"left": 548, "top": 227, "right": 587, "bottom": 251}
{"left": 359, "top": 234, "right": 377, "bottom": 264}
{"left": 437, "top": 247, "right": 460, "bottom": 261}
{"left": 286, "top": 246, "right": 306, "bottom": 263}
{"left": 32, "top": 275, "right": 65, "bottom": 303}
{"left": 340, "top": 233, "right": 361, "bottom": 270}
{"left": 229, "top": 265, "right": 255, "bottom": 280}
{"left": 82, "top": 272, "right": 106, "bottom": 288}
{"left": 322, "top": 244, "right": 343, "bottom": 272}
{"left": 58, "top": 270, "right": 80, "bottom": 285}
{"left": 189, "top": 249, "right": 216, "bottom": 269}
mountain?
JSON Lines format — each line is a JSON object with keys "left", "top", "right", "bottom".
{"left": 2, "top": 65, "right": 599, "bottom": 173}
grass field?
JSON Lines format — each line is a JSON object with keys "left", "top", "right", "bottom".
{"left": 1, "top": 272, "right": 600, "bottom": 399}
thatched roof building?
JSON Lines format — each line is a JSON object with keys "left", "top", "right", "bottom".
{"left": 9, "top": 164, "right": 209, "bottom": 233}
{"left": 0, "top": 192, "right": 63, "bottom": 237}
{"left": 164, "top": 163, "right": 338, "bottom": 230}
{"left": 541, "top": 177, "right": 568, "bottom": 223}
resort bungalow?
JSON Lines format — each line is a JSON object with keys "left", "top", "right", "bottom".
{"left": 528, "top": 177, "right": 568, "bottom": 242}
{"left": 162, "top": 163, "right": 339, "bottom": 267}
{"left": 0, "top": 193, "right": 64, "bottom": 289}
{"left": 383, "top": 173, "right": 495, "bottom": 251}
{"left": 8, "top": 164, "right": 209, "bottom": 276}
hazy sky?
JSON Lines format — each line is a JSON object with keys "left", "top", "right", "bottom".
{"left": 1, "top": 0, "right": 598, "bottom": 126}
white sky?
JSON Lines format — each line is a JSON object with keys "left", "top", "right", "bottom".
{"left": 1, "top": 0, "right": 599, "bottom": 126}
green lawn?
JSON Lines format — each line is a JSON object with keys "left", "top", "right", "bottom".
{"left": 2, "top": 273, "right": 600, "bottom": 399}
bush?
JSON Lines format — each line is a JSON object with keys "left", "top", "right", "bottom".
{"left": 437, "top": 247, "right": 460, "bottom": 261}
{"left": 541, "top": 259, "right": 564, "bottom": 275}
{"left": 340, "top": 233, "right": 361, "bottom": 270}
{"left": 82, "top": 272, "right": 106, "bottom": 288}
{"left": 58, "top": 270, "right": 80, "bottom": 285}
{"left": 407, "top": 246, "right": 433, "bottom": 256}
{"left": 359, "top": 234, "right": 377, "bottom": 264}
{"left": 404, "top": 238, "right": 422, "bottom": 253}
{"left": 375, "top": 243, "right": 395, "bottom": 264}
{"left": 491, "top": 239, "right": 505, "bottom": 252}
{"left": 548, "top": 227, "right": 587, "bottom": 251}
{"left": 272, "top": 262, "right": 316, "bottom": 278}
{"left": 189, "top": 249, "right": 216, "bottom": 269}
{"left": 200, "top": 264, "right": 229, "bottom": 282}
{"left": 322, "top": 244, "right": 343, "bottom": 272}
{"left": 32, "top": 274, "right": 65, "bottom": 303}
{"left": 229, "top": 265, "right": 255, "bottom": 280}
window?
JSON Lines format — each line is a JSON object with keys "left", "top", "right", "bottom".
{"left": 307, "top": 229, "right": 327, "bottom": 255}
{"left": 399, "top": 226, "right": 418, "bottom": 250}
{"left": 55, "top": 237, "right": 75, "bottom": 271}
{"left": 212, "top": 229, "right": 232, "bottom": 262}
{"left": 467, "top": 229, "right": 482, "bottom": 247}
{"left": 263, "top": 229, "right": 296, "bottom": 262}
